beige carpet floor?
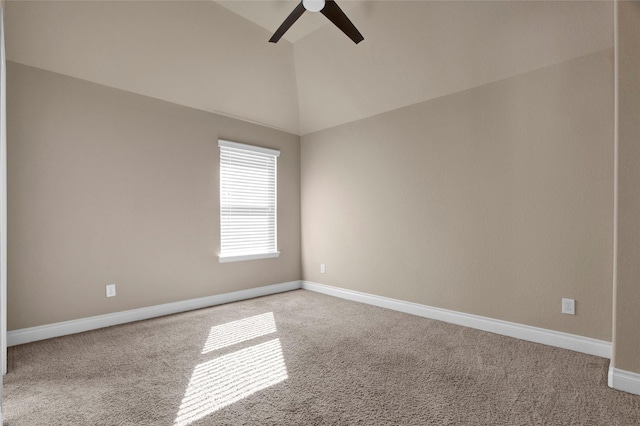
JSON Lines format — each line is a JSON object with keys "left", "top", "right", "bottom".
{"left": 3, "top": 289, "right": 640, "bottom": 425}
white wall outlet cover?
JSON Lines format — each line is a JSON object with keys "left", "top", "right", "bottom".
{"left": 562, "top": 298, "right": 575, "bottom": 315}
{"left": 106, "top": 284, "right": 116, "bottom": 298}
{"left": 320, "top": 264, "right": 326, "bottom": 274}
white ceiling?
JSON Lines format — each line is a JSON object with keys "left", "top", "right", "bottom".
{"left": 216, "top": 1, "right": 366, "bottom": 43}
{"left": 293, "top": 0, "right": 614, "bottom": 134}
{"left": 4, "top": 1, "right": 614, "bottom": 136}
{"left": 4, "top": 0, "right": 302, "bottom": 133}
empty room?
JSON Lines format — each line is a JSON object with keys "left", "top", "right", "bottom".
{"left": 0, "top": 0, "right": 639, "bottom": 424}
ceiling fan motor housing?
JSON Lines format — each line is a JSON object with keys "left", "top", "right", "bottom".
{"left": 303, "top": 0, "right": 325, "bottom": 13}
{"left": 270, "top": 0, "right": 363, "bottom": 44}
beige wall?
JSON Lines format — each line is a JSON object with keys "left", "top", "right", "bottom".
{"left": 7, "top": 62, "right": 301, "bottom": 330}
{"left": 4, "top": 1, "right": 623, "bottom": 356}
{"left": 301, "top": 49, "right": 614, "bottom": 340}
{"left": 613, "top": 1, "right": 640, "bottom": 372}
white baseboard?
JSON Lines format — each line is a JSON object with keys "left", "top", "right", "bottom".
{"left": 301, "top": 281, "right": 612, "bottom": 359}
{"left": 9, "top": 279, "right": 613, "bottom": 362}
{"left": 7, "top": 281, "right": 302, "bottom": 346}
{"left": 609, "top": 367, "right": 640, "bottom": 396}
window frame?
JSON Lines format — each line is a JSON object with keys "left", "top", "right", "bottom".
{"left": 218, "top": 139, "right": 280, "bottom": 263}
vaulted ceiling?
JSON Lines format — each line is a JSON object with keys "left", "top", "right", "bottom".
{"left": 4, "top": 1, "right": 613, "bottom": 135}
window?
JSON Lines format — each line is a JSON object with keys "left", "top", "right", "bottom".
{"left": 218, "top": 139, "right": 280, "bottom": 263}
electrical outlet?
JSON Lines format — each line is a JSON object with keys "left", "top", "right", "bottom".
{"left": 106, "top": 284, "right": 116, "bottom": 298}
{"left": 562, "top": 298, "right": 575, "bottom": 315}
{"left": 320, "top": 264, "right": 326, "bottom": 274}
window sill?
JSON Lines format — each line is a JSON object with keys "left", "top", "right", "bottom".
{"left": 218, "top": 252, "right": 280, "bottom": 263}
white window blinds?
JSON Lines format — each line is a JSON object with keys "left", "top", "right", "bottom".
{"left": 218, "top": 140, "right": 280, "bottom": 263}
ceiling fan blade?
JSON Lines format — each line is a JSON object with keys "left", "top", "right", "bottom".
{"left": 269, "top": 2, "right": 306, "bottom": 43}
{"left": 320, "top": 0, "right": 364, "bottom": 44}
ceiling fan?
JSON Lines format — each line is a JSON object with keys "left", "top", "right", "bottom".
{"left": 269, "top": 0, "right": 364, "bottom": 44}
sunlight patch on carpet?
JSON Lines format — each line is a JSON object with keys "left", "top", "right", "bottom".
{"left": 174, "top": 318, "right": 289, "bottom": 426}
{"left": 201, "top": 312, "right": 277, "bottom": 354}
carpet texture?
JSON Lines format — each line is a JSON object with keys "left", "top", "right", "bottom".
{"left": 3, "top": 289, "right": 640, "bottom": 425}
